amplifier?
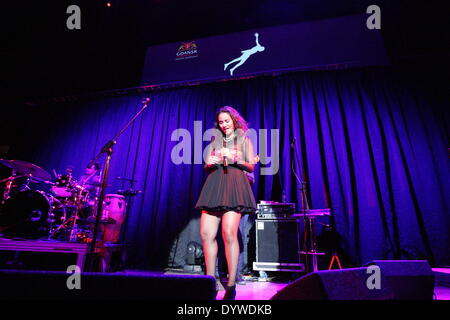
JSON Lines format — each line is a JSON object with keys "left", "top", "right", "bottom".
{"left": 256, "top": 201, "right": 296, "bottom": 219}
{"left": 253, "top": 219, "right": 305, "bottom": 272}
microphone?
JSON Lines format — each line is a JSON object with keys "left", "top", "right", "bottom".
{"left": 223, "top": 139, "right": 228, "bottom": 167}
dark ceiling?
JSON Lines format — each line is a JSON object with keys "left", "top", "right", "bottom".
{"left": 2, "top": 0, "right": 449, "bottom": 105}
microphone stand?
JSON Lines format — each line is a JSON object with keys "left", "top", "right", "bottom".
{"left": 85, "top": 98, "right": 150, "bottom": 272}
{"left": 291, "top": 138, "right": 312, "bottom": 273}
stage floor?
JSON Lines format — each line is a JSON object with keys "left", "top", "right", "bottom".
{"left": 223, "top": 280, "right": 450, "bottom": 300}
{"left": 165, "top": 268, "right": 450, "bottom": 300}
{"left": 216, "top": 280, "right": 288, "bottom": 300}
{"left": 1, "top": 236, "right": 449, "bottom": 300}
{"left": 211, "top": 277, "right": 450, "bottom": 301}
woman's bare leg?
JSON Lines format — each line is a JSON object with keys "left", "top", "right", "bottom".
{"left": 221, "top": 211, "right": 242, "bottom": 286}
{"left": 200, "top": 211, "right": 221, "bottom": 278}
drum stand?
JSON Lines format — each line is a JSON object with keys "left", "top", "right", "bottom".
{"left": 50, "top": 215, "right": 74, "bottom": 239}
{"left": 0, "top": 173, "right": 17, "bottom": 205}
{"left": 116, "top": 185, "right": 140, "bottom": 271}
{"left": 0, "top": 173, "right": 29, "bottom": 205}
{"left": 49, "top": 189, "right": 85, "bottom": 241}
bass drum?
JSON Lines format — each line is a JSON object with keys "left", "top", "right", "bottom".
{"left": 0, "top": 190, "right": 51, "bottom": 239}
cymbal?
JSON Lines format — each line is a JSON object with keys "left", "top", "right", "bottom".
{"left": 0, "top": 159, "right": 51, "bottom": 182}
{"left": 0, "top": 159, "right": 13, "bottom": 168}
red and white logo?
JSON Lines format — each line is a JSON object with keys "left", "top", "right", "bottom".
{"left": 176, "top": 41, "right": 199, "bottom": 60}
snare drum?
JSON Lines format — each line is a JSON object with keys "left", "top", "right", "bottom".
{"left": 101, "top": 194, "right": 127, "bottom": 243}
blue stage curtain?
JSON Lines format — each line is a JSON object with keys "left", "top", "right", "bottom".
{"left": 11, "top": 68, "right": 450, "bottom": 269}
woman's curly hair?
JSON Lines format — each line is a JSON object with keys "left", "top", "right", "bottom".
{"left": 214, "top": 106, "right": 249, "bottom": 135}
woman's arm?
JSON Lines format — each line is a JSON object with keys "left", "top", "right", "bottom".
{"left": 204, "top": 143, "right": 222, "bottom": 171}
{"left": 204, "top": 158, "right": 221, "bottom": 171}
{"left": 235, "top": 137, "right": 255, "bottom": 173}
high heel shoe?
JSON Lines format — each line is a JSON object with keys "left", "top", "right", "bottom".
{"left": 215, "top": 278, "right": 225, "bottom": 299}
{"left": 223, "top": 285, "right": 236, "bottom": 300}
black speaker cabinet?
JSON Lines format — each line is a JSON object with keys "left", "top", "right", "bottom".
{"left": 0, "top": 270, "right": 216, "bottom": 300}
{"left": 364, "top": 260, "right": 435, "bottom": 300}
{"left": 253, "top": 219, "right": 305, "bottom": 272}
{"left": 271, "top": 260, "right": 435, "bottom": 300}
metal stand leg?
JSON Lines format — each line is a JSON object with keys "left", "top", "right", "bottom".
{"left": 77, "top": 253, "right": 86, "bottom": 271}
{"left": 300, "top": 217, "right": 325, "bottom": 273}
{"left": 309, "top": 217, "right": 319, "bottom": 272}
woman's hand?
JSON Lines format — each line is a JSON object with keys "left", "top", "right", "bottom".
{"left": 206, "top": 155, "right": 222, "bottom": 165}
{"left": 219, "top": 148, "right": 233, "bottom": 159}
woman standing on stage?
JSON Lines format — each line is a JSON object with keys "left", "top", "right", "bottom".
{"left": 196, "top": 106, "right": 257, "bottom": 300}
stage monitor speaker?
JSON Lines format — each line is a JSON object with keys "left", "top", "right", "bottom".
{"left": 271, "top": 260, "right": 435, "bottom": 300}
{"left": 364, "top": 260, "right": 435, "bottom": 300}
{"left": 253, "top": 219, "right": 304, "bottom": 272}
{"left": 0, "top": 270, "right": 216, "bottom": 300}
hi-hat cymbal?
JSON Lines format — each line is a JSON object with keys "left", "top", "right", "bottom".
{"left": 0, "top": 159, "right": 52, "bottom": 182}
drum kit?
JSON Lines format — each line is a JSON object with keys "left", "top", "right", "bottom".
{"left": 0, "top": 159, "right": 127, "bottom": 243}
